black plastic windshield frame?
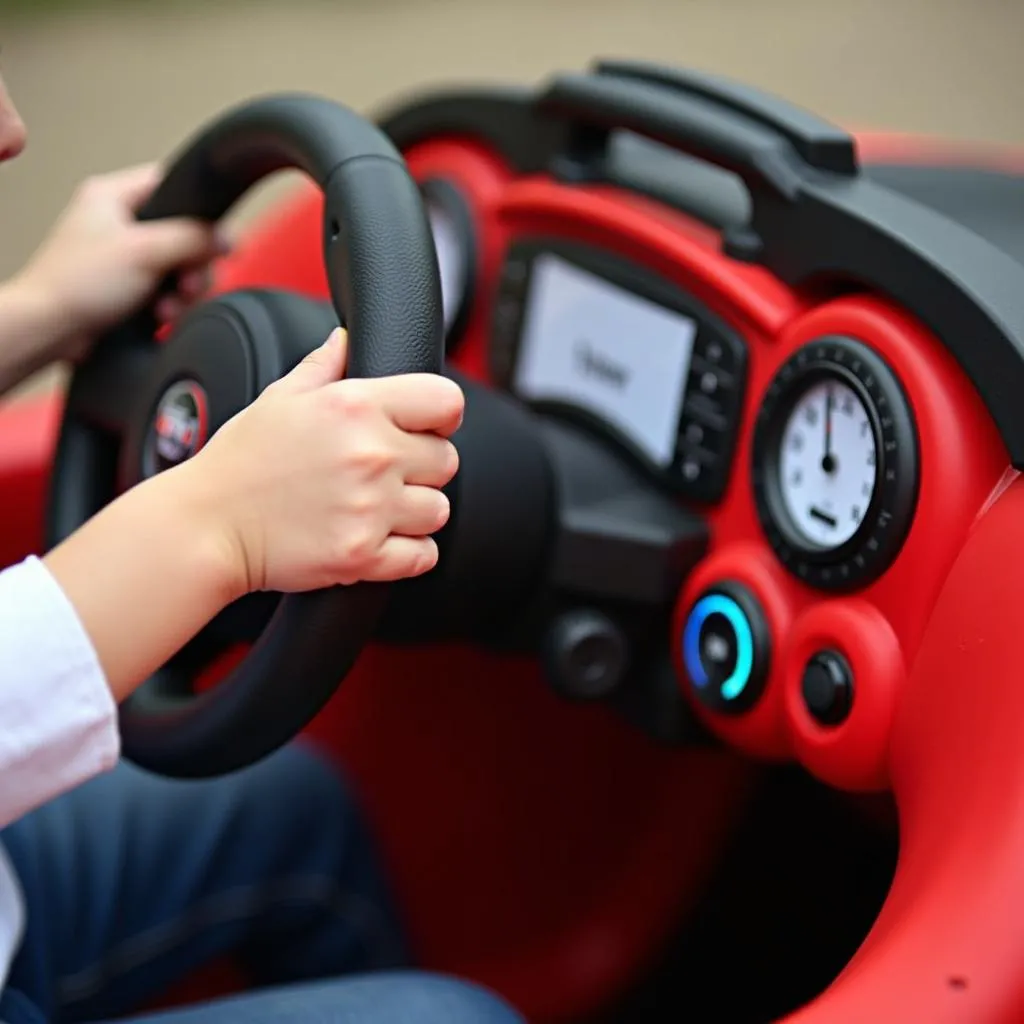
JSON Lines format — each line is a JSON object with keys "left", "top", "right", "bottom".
{"left": 376, "top": 61, "right": 1024, "bottom": 469}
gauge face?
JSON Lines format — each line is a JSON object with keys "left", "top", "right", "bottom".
{"left": 752, "top": 336, "right": 919, "bottom": 592}
{"left": 778, "top": 379, "right": 878, "bottom": 549}
{"left": 420, "top": 178, "right": 476, "bottom": 351}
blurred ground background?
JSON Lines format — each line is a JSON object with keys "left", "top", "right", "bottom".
{"left": 0, "top": 0, "right": 1021, "bottom": 393}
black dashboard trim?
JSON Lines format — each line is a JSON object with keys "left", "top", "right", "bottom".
{"left": 592, "top": 60, "right": 858, "bottom": 176}
{"left": 862, "top": 165, "right": 1024, "bottom": 269}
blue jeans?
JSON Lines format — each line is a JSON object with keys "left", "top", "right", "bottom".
{"left": 0, "top": 745, "right": 520, "bottom": 1024}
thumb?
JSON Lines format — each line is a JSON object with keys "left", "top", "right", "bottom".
{"left": 281, "top": 328, "right": 348, "bottom": 392}
{"left": 135, "top": 217, "right": 227, "bottom": 271}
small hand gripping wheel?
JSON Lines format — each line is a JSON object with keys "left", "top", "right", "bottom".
{"left": 45, "top": 94, "right": 444, "bottom": 779}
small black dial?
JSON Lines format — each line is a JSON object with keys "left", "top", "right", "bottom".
{"left": 752, "top": 336, "right": 919, "bottom": 591}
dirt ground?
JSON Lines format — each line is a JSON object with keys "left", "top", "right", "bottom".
{"left": 0, "top": 0, "right": 1021, "bottom": 392}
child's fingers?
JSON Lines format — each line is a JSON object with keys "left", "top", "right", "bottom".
{"left": 280, "top": 329, "right": 348, "bottom": 392}
{"left": 137, "top": 218, "right": 223, "bottom": 271}
{"left": 177, "top": 267, "right": 212, "bottom": 302}
{"left": 399, "top": 432, "right": 459, "bottom": 488}
{"left": 391, "top": 485, "right": 451, "bottom": 537}
{"left": 363, "top": 374, "right": 465, "bottom": 436}
{"left": 356, "top": 535, "right": 439, "bottom": 582}
{"left": 96, "top": 162, "right": 162, "bottom": 210}
{"left": 155, "top": 267, "right": 215, "bottom": 325}
{"left": 156, "top": 294, "right": 184, "bottom": 324}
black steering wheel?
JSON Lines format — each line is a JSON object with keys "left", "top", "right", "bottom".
{"left": 45, "top": 94, "right": 444, "bottom": 779}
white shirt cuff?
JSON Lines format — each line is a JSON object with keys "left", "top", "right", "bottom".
{"left": 0, "top": 555, "right": 120, "bottom": 828}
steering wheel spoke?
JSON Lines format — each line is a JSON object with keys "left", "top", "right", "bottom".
{"left": 66, "top": 321, "right": 158, "bottom": 435}
{"left": 211, "top": 591, "right": 282, "bottom": 645}
{"left": 165, "top": 593, "right": 280, "bottom": 679}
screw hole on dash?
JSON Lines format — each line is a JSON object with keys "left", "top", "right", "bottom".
{"left": 329, "top": 218, "right": 341, "bottom": 241}
{"left": 947, "top": 976, "right": 968, "bottom": 991}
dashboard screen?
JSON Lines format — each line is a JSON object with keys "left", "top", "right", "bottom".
{"left": 514, "top": 253, "right": 697, "bottom": 466}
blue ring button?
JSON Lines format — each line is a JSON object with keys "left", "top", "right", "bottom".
{"left": 682, "top": 593, "right": 755, "bottom": 702}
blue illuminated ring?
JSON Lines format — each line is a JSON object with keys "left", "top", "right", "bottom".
{"left": 682, "top": 593, "right": 754, "bottom": 702}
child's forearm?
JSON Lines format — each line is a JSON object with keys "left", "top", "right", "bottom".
{"left": 0, "top": 278, "right": 74, "bottom": 395}
{"left": 43, "top": 461, "right": 243, "bottom": 703}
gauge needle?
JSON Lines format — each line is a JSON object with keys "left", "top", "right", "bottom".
{"left": 810, "top": 506, "right": 838, "bottom": 528}
{"left": 822, "top": 386, "right": 836, "bottom": 475}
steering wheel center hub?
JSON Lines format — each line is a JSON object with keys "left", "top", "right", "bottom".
{"left": 145, "top": 378, "right": 210, "bottom": 475}
{"left": 124, "top": 297, "right": 264, "bottom": 488}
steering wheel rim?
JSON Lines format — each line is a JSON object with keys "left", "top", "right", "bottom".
{"left": 45, "top": 93, "right": 444, "bottom": 779}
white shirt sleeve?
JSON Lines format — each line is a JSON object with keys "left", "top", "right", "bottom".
{"left": 0, "top": 555, "right": 120, "bottom": 830}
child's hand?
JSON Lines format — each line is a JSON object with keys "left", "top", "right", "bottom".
{"left": 185, "top": 328, "right": 463, "bottom": 598}
{"left": 13, "top": 162, "right": 229, "bottom": 361}
{"left": 43, "top": 326, "right": 460, "bottom": 699}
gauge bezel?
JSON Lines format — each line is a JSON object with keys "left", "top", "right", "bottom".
{"left": 420, "top": 176, "right": 477, "bottom": 354}
{"left": 752, "top": 335, "right": 920, "bottom": 591}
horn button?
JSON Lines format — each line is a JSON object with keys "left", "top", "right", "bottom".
{"left": 122, "top": 296, "right": 266, "bottom": 489}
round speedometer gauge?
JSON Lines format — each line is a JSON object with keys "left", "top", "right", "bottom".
{"left": 752, "top": 336, "right": 919, "bottom": 591}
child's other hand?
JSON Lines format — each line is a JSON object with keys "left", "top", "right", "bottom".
{"left": 14, "top": 162, "right": 229, "bottom": 360}
{"left": 185, "top": 328, "right": 464, "bottom": 598}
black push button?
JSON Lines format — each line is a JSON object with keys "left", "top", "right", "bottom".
{"left": 801, "top": 650, "right": 854, "bottom": 726}
{"left": 544, "top": 608, "right": 629, "bottom": 701}
{"left": 702, "top": 336, "right": 736, "bottom": 373}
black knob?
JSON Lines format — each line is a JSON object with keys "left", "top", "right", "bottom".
{"left": 681, "top": 582, "right": 771, "bottom": 714}
{"left": 801, "top": 650, "right": 854, "bottom": 726}
{"left": 544, "top": 608, "right": 629, "bottom": 701}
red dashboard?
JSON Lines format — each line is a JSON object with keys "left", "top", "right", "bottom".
{"left": 221, "top": 112, "right": 1013, "bottom": 791}
{"left": 210, "top": 85, "right": 1024, "bottom": 1016}
{"left": 5, "top": 62, "right": 1024, "bottom": 1023}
